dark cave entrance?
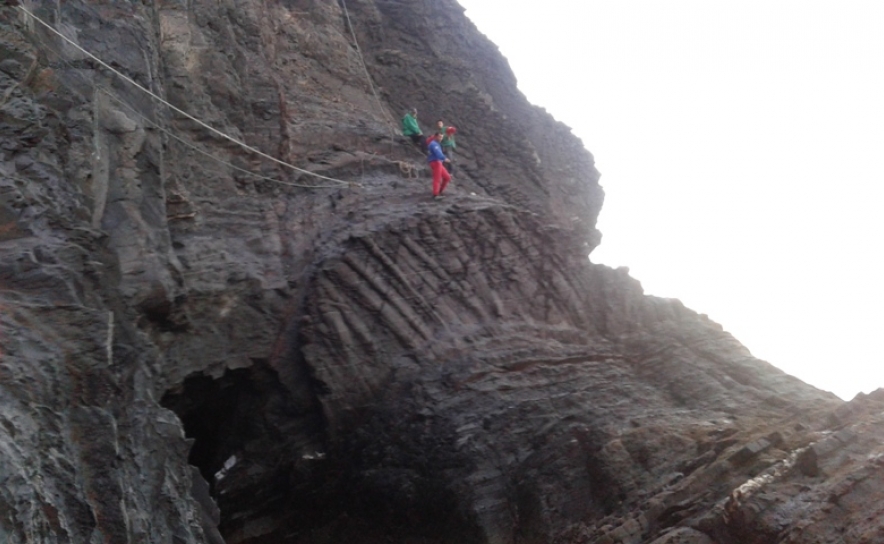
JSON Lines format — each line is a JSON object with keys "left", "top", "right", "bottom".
{"left": 160, "top": 363, "right": 293, "bottom": 487}
{"left": 160, "top": 361, "right": 332, "bottom": 543}
{"left": 162, "top": 369, "right": 246, "bottom": 485}
{"left": 160, "top": 362, "right": 484, "bottom": 544}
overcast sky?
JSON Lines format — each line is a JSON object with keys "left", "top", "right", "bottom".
{"left": 457, "top": 0, "right": 884, "bottom": 400}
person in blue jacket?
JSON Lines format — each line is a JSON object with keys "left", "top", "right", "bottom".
{"left": 427, "top": 132, "right": 451, "bottom": 198}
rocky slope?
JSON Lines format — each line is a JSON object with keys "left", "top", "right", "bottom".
{"left": 1, "top": 1, "right": 881, "bottom": 543}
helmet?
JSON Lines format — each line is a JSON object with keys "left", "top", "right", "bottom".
{"left": 446, "top": 126, "right": 457, "bottom": 135}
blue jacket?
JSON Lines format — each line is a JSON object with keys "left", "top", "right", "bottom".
{"left": 427, "top": 139, "right": 447, "bottom": 163}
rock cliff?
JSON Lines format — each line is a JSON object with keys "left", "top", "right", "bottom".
{"left": 1, "top": 1, "right": 882, "bottom": 543}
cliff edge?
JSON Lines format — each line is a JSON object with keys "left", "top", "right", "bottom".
{"left": 2, "top": 2, "right": 882, "bottom": 544}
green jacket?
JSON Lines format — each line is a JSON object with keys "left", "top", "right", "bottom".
{"left": 441, "top": 132, "right": 456, "bottom": 149}
{"left": 439, "top": 124, "right": 456, "bottom": 149}
{"left": 402, "top": 113, "right": 421, "bottom": 137}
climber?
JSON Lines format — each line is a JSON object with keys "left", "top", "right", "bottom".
{"left": 427, "top": 132, "right": 451, "bottom": 198}
{"left": 432, "top": 120, "right": 445, "bottom": 148}
{"left": 402, "top": 108, "right": 426, "bottom": 154}
{"left": 434, "top": 120, "right": 457, "bottom": 172}
{"left": 442, "top": 125, "right": 457, "bottom": 173}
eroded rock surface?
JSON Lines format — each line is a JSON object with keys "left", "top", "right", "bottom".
{"left": 0, "top": 2, "right": 880, "bottom": 543}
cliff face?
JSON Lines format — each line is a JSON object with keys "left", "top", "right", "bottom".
{"left": 1, "top": 2, "right": 882, "bottom": 544}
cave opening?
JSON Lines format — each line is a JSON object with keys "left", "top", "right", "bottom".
{"left": 160, "top": 362, "right": 485, "bottom": 543}
{"left": 160, "top": 361, "right": 334, "bottom": 543}
{"left": 161, "top": 364, "right": 277, "bottom": 486}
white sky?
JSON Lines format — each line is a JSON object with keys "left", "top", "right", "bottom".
{"left": 457, "top": 0, "right": 884, "bottom": 400}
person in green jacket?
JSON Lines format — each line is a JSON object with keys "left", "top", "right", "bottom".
{"left": 436, "top": 120, "right": 457, "bottom": 173}
{"left": 442, "top": 125, "right": 456, "bottom": 153}
{"left": 402, "top": 108, "right": 426, "bottom": 153}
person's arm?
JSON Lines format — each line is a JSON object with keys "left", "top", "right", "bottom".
{"left": 429, "top": 142, "right": 447, "bottom": 162}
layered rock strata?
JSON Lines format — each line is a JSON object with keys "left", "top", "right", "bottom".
{"left": 1, "top": 2, "right": 880, "bottom": 544}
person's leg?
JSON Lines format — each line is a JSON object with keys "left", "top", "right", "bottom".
{"left": 439, "top": 164, "right": 451, "bottom": 194}
{"left": 445, "top": 147, "right": 455, "bottom": 173}
{"left": 431, "top": 161, "right": 442, "bottom": 196}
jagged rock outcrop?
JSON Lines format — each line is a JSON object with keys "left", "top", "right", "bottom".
{"left": 1, "top": 1, "right": 881, "bottom": 543}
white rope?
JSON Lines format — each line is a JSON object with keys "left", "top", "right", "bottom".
{"left": 340, "top": 0, "right": 398, "bottom": 139}
{"left": 340, "top": 2, "right": 430, "bottom": 161}
{"left": 18, "top": 4, "right": 352, "bottom": 188}
{"left": 99, "top": 87, "right": 350, "bottom": 189}
{"left": 29, "top": 27, "right": 351, "bottom": 190}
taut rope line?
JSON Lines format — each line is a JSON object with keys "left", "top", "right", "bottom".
{"left": 27, "top": 21, "right": 354, "bottom": 190}
{"left": 18, "top": 4, "right": 352, "bottom": 188}
{"left": 340, "top": 0, "right": 397, "bottom": 136}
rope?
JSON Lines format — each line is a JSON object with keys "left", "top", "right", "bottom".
{"left": 18, "top": 4, "right": 352, "bottom": 188}
{"left": 340, "top": 0, "right": 398, "bottom": 142}
{"left": 100, "top": 87, "right": 349, "bottom": 189}
{"left": 397, "top": 160, "right": 417, "bottom": 179}
{"left": 28, "top": 27, "right": 351, "bottom": 190}
{"left": 339, "top": 2, "right": 429, "bottom": 161}
{"left": 357, "top": 152, "right": 423, "bottom": 180}
{"left": 96, "top": 85, "right": 350, "bottom": 189}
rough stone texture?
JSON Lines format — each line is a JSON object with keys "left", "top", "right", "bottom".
{"left": 1, "top": 1, "right": 882, "bottom": 544}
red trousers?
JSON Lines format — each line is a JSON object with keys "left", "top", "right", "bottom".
{"left": 431, "top": 161, "right": 451, "bottom": 196}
